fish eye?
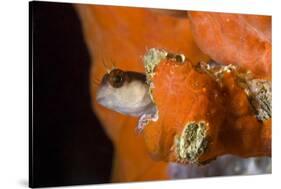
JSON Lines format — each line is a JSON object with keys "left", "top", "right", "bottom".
{"left": 112, "top": 75, "right": 122, "bottom": 83}
{"left": 109, "top": 69, "right": 125, "bottom": 88}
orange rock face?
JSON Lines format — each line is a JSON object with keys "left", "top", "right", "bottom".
{"left": 188, "top": 12, "right": 272, "bottom": 79}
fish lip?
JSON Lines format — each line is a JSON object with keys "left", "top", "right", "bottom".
{"left": 95, "top": 89, "right": 105, "bottom": 103}
{"left": 96, "top": 95, "right": 105, "bottom": 103}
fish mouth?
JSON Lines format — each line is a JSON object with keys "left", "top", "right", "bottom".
{"left": 95, "top": 89, "right": 105, "bottom": 103}
{"left": 96, "top": 94, "right": 105, "bottom": 104}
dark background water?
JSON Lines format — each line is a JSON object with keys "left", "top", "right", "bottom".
{"left": 30, "top": 1, "right": 113, "bottom": 187}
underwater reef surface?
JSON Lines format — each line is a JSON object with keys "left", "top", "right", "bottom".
{"left": 76, "top": 5, "right": 271, "bottom": 182}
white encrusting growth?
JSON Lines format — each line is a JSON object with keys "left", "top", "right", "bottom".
{"left": 143, "top": 48, "right": 167, "bottom": 83}
{"left": 175, "top": 121, "right": 208, "bottom": 164}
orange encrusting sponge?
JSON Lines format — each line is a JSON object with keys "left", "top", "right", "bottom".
{"left": 143, "top": 58, "right": 271, "bottom": 164}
